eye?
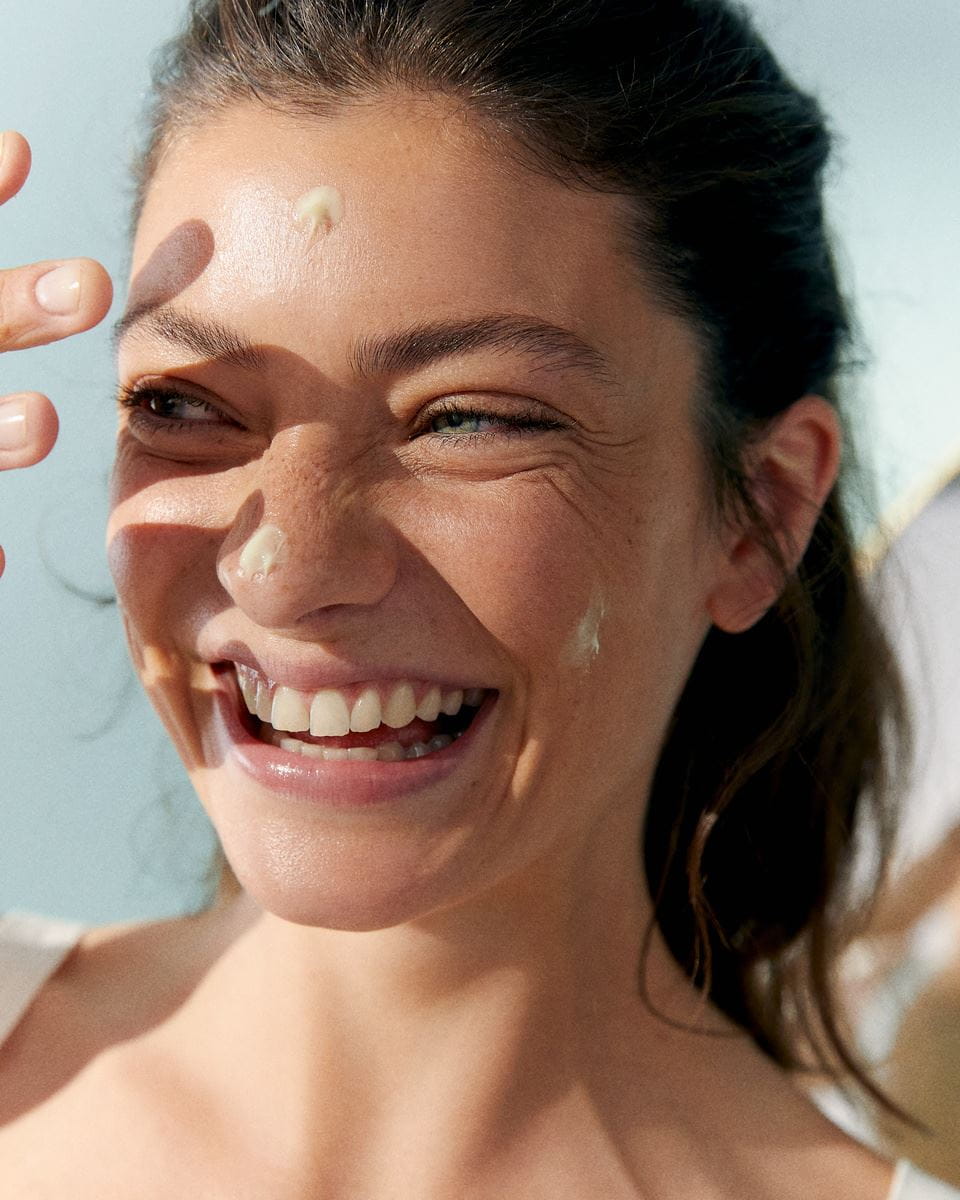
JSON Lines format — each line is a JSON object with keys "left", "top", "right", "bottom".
{"left": 117, "top": 383, "right": 234, "bottom": 430}
{"left": 423, "top": 399, "right": 565, "bottom": 440}
{"left": 430, "top": 409, "right": 497, "bottom": 435}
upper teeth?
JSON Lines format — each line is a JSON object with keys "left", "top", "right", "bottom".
{"left": 234, "top": 664, "right": 483, "bottom": 735}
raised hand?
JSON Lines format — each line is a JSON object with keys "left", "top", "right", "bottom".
{"left": 0, "top": 129, "right": 113, "bottom": 576}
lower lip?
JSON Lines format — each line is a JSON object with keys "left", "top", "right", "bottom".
{"left": 210, "top": 675, "right": 494, "bottom": 808}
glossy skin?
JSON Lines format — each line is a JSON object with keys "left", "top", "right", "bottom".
{"left": 0, "top": 104, "right": 893, "bottom": 1198}
{"left": 110, "top": 94, "right": 727, "bottom": 932}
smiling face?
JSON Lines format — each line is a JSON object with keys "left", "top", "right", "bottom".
{"left": 109, "top": 95, "right": 728, "bottom": 930}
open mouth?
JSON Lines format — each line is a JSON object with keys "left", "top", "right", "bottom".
{"left": 230, "top": 663, "right": 490, "bottom": 763}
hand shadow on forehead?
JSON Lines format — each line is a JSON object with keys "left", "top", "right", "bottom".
{"left": 125, "top": 218, "right": 214, "bottom": 313}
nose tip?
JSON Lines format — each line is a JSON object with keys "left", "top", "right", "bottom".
{"left": 236, "top": 524, "right": 287, "bottom": 582}
{"left": 217, "top": 509, "right": 399, "bottom": 631}
{"left": 215, "top": 523, "right": 289, "bottom": 609}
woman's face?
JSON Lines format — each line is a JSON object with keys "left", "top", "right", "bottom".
{"left": 110, "top": 96, "right": 729, "bottom": 929}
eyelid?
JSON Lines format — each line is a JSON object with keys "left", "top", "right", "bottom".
{"left": 420, "top": 393, "right": 567, "bottom": 423}
{"left": 414, "top": 397, "right": 568, "bottom": 447}
{"left": 117, "top": 379, "right": 241, "bottom": 425}
{"left": 118, "top": 382, "right": 212, "bottom": 408}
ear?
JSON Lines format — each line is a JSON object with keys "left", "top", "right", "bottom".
{"left": 706, "top": 395, "right": 842, "bottom": 635}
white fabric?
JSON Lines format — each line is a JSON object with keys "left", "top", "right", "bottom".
{"left": 889, "top": 1160, "right": 960, "bottom": 1199}
{"left": 871, "top": 478, "right": 960, "bottom": 876}
{"left": 0, "top": 913, "right": 958, "bottom": 1197}
{"left": 0, "top": 909, "right": 86, "bottom": 1046}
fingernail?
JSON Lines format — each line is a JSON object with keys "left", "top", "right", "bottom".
{"left": 0, "top": 397, "right": 28, "bottom": 450}
{"left": 35, "top": 265, "right": 82, "bottom": 316}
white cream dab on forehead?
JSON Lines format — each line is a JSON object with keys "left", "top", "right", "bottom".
{"left": 293, "top": 186, "right": 344, "bottom": 236}
{"left": 237, "top": 524, "right": 287, "bottom": 582}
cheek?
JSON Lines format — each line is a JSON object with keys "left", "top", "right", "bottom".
{"left": 436, "top": 465, "right": 709, "bottom": 721}
{"left": 408, "top": 466, "right": 705, "bottom": 685}
{"left": 107, "top": 466, "right": 231, "bottom": 771}
{"left": 107, "top": 447, "right": 234, "bottom": 647}
{"left": 408, "top": 477, "right": 606, "bottom": 672}
{"left": 409, "top": 468, "right": 711, "bottom": 826}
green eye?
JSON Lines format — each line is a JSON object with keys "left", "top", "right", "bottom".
{"left": 424, "top": 403, "right": 565, "bottom": 439}
{"left": 430, "top": 410, "right": 490, "bottom": 435}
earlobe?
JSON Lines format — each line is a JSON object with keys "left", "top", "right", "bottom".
{"left": 706, "top": 395, "right": 842, "bottom": 635}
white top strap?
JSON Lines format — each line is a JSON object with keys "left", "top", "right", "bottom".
{"left": 0, "top": 911, "right": 87, "bottom": 1047}
{"left": 889, "top": 1161, "right": 960, "bottom": 1200}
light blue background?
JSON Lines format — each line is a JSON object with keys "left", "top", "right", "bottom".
{"left": 1, "top": 1, "right": 957, "bottom": 923}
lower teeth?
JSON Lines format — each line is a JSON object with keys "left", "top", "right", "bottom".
{"left": 277, "top": 734, "right": 457, "bottom": 762}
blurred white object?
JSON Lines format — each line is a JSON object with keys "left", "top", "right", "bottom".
{"left": 873, "top": 478, "right": 960, "bottom": 875}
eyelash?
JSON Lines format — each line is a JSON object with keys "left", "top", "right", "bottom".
{"left": 116, "top": 384, "right": 230, "bottom": 435}
{"left": 423, "top": 398, "right": 565, "bottom": 442}
{"left": 116, "top": 384, "right": 565, "bottom": 442}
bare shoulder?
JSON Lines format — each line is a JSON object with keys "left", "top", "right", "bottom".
{"left": 0, "top": 903, "right": 239, "bottom": 1127}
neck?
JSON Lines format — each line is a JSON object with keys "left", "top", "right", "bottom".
{"left": 140, "top": 818, "right": 858, "bottom": 1198}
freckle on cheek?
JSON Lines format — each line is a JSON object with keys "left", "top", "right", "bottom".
{"left": 237, "top": 523, "right": 287, "bottom": 581}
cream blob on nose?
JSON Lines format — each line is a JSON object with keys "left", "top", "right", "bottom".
{"left": 293, "top": 186, "right": 344, "bottom": 237}
{"left": 237, "top": 523, "right": 287, "bottom": 582}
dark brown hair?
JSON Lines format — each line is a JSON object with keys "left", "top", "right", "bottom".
{"left": 133, "top": 0, "right": 908, "bottom": 1102}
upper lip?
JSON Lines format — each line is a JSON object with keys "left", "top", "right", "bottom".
{"left": 208, "top": 644, "right": 490, "bottom": 695}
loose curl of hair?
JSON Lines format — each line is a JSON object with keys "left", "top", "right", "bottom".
{"left": 130, "top": 0, "right": 909, "bottom": 1110}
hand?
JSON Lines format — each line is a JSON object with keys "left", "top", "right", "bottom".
{"left": 0, "top": 129, "right": 113, "bottom": 577}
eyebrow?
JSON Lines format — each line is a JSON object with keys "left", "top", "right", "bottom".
{"left": 112, "top": 305, "right": 613, "bottom": 385}
{"left": 350, "top": 316, "right": 614, "bottom": 385}
{"left": 112, "top": 304, "right": 268, "bottom": 371}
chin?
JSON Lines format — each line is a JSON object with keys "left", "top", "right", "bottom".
{"left": 189, "top": 744, "right": 513, "bottom": 932}
{"left": 212, "top": 818, "right": 480, "bottom": 931}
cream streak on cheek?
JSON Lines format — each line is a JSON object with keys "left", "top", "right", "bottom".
{"left": 564, "top": 590, "right": 607, "bottom": 669}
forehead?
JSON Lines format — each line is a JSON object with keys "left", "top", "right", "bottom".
{"left": 128, "top": 96, "right": 656, "bottom": 361}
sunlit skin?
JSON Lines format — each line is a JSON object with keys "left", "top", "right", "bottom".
{"left": 110, "top": 94, "right": 724, "bottom": 936}
{"left": 0, "top": 105, "right": 894, "bottom": 1198}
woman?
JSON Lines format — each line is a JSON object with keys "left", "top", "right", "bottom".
{"left": 0, "top": 0, "right": 953, "bottom": 1194}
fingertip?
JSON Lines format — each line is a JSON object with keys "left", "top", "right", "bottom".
{"left": 31, "top": 258, "right": 115, "bottom": 334}
{"left": 0, "top": 129, "right": 32, "bottom": 166}
{"left": 0, "top": 392, "right": 59, "bottom": 469}
{"left": 75, "top": 257, "right": 115, "bottom": 329}
{"left": 1, "top": 258, "right": 115, "bottom": 350}
{"left": 29, "top": 393, "right": 60, "bottom": 463}
{"left": 0, "top": 130, "right": 33, "bottom": 203}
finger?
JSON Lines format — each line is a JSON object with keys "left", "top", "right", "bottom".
{"left": 0, "top": 130, "right": 32, "bottom": 206}
{"left": 0, "top": 391, "right": 59, "bottom": 469}
{"left": 0, "top": 257, "right": 114, "bottom": 352}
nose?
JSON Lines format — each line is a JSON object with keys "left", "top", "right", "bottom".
{"left": 217, "top": 442, "right": 400, "bottom": 631}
